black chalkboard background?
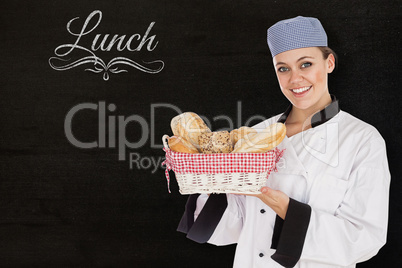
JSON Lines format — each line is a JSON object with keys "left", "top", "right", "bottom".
{"left": 1, "top": 0, "right": 400, "bottom": 267}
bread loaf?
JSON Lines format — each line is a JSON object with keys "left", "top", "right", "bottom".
{"left": 167, "top": 135, "right": 199, "bottom": 153}
{"left": 198, "top": 131, "right": 233, "bottom": 154}
{"left": 230, "top": 126, "right": 257, "bottom": 145}
{"left": 232, "top": 123, "right": 286, "bottom": 153}
{"left": 170, "top": 112, "right": 211, "bottom": 149}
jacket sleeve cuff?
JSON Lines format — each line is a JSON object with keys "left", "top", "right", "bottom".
{"left": 271, "top": 198, "right": 311, "bottom": 268}
{"left": 177, "top": 194, "right": 227, "bottom": 243}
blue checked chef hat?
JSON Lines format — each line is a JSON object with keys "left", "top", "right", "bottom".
{"left": 267, "top": 16, "right": 327, "bottom": 57}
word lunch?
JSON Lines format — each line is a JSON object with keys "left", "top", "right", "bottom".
{"left": 49, "top": 10, "right": 164, "bottom": 80}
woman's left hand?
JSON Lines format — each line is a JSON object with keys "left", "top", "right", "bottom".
{"left": 246, "top": 187, "right": 290, "bottom": 220}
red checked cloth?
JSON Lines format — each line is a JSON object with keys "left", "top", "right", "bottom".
{"left": 162, "top": 147, "right": 284, "bottom": 193}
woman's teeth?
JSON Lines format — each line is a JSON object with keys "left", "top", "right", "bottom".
{"left": 292, "top": 86, "right": 311, "bottom": 93}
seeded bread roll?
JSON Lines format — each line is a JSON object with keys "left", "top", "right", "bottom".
{"left": 170, "top": 112, "right": 211, "bottom": 149}
{"left": 198, "top": 131, "right": 233, "bottom": 154}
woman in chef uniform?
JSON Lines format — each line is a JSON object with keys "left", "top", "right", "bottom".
{"left": 177, "top": 16, "right": 390, "bottom": 268}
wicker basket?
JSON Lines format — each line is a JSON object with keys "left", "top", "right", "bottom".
{"left": 162, "top": 135, "right": 283, "bottom": 194}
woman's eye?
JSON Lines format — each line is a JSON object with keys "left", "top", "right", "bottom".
{"left": 278, "top": 66, "right": 289, "bottom": 72}
{"left": 301, "top": 62, "right": 312, "bottom": 68}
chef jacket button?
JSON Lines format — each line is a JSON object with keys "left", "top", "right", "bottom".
{"left": 259, "top": 253, "right": 264, "bottom": 257}
{"left": 260, "top": 209, "right": 266, "bottom": 214}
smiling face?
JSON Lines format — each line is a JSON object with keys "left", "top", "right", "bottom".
{"left": 273, "top": 47, "right": 335, "bottom": 113}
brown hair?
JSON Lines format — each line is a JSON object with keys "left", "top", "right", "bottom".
{"left": 317, "top": 46, "right": 338, "bottom": 65}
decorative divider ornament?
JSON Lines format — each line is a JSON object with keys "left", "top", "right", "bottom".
{"left": 49, "top": 10, "right": 164, "bottom": 81}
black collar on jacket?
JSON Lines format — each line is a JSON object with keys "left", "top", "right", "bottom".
{"left": 277, "top": 95, "right": 340, "bottom": 128}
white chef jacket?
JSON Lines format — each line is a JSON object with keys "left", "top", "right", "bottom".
{"left": 177, "top": 99, "right": 390, "bottom": 268}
